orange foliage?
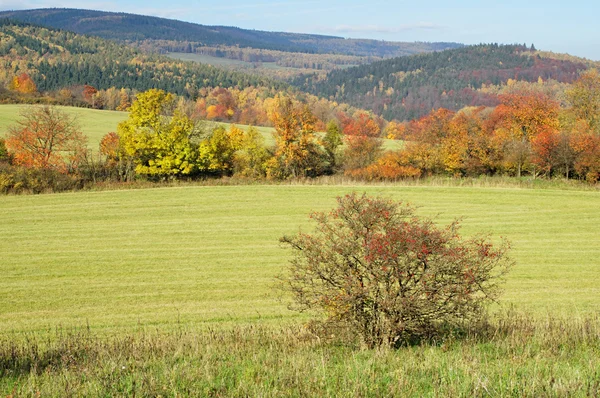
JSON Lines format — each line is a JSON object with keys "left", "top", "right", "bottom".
{"left": 342, "top": 112, "right": 381, "bottom": 137}
{"left": 491, "top": 92, "right": 560, "bottom": 140}
{"left": 570, "top": 121, "right": 600, "bottom": 182}
{"left": 99, "top": 132, "right": 121, "bottom": 163}
{"left": 9, "top": 73, "right": 37, "bottom": 94}
{"left": 5, "top": 106, "right": 87, "bottom": 173}
{"left": 346, "top": 151, "right": 421, "bottom": 180}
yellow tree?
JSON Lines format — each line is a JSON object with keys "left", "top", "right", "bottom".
{"left": 9, "top": 73, "right": 37, "bottom": 94}
{"left": 490, "top": 92, "right": 560, "bottom": 177}
{"left": 117, "top": 89, "right": 198, "bottom": 178}
{"left": 567, "top": 69, "right": 600, "bottom": 133}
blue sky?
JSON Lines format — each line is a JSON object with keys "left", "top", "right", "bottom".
{"left": 1, "top": 0, "right": 599, "bottom": 60}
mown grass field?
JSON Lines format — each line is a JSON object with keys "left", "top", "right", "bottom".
{"left": 1, "top": 185, "right": 599, "bottom": 335}
{"left": 1, "top": 184, "right": 600, "bottom": 395}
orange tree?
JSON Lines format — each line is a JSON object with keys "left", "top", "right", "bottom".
{"left": 267, "top": 96, "right": 327, "bottom": 179}
{"left": 5, "top": 106, "right": 87, "bottom": 173}
{"left": 280, "top": 193, "right": 513, "bottom": 347}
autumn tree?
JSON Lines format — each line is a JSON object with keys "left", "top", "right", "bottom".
{"left": 567, "top": 69, "right": 600, "bottom": 133}
{"left": 197, "top": 125, "right": 245, "bottom": 175}
{"left": 117, "top": 89, "right": 199, "bottom": 178}
{"left": 280, "top": 193, "right": 513, "bottom": 347}
{"left": 5, "top": 106, "right": 87, "bottom": 173}
{"left": 8, "top": 72, "right": 37, "bottom": 94}
{"left": 342, "top": 112, "right": 383, "bottom": 172}
{"left": 232, "top": 127, "right": 271, "bottom": 178}
{"left": 490, "top": 92, "right": 560, "bottom": 177}
{"left": 267, "top": 96, "right": 327, "bottom": 179}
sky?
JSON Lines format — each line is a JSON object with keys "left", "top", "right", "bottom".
{"left": 1, "top": 0, "right": 599, "bottom": 60}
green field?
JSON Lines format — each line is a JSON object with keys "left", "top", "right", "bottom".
{"left": 1, "top": 185, "right": 599, "bottom": 335}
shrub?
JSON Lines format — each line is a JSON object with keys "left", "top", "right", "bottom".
{"left": 280, "top": 193, "right": 513, "bottom": 347}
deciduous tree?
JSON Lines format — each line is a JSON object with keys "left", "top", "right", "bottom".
{"left": 5, "top": 106, "right": 87, "bottom": 173}
{"left": 117, "top": 89, "right": 199, "bottom": 178}
{"left": 267, "top": 96, "right": 327, "bottom": 179}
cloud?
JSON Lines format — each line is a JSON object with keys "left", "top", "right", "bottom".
{"left": 330, "top": 23, "right": 446, "bottom": 35}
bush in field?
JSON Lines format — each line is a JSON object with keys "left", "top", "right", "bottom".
{"left": 280, "top": 193, "right": 513, "bottom": 347}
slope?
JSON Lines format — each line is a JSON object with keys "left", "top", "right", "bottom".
{"left": 293, "top": 44, "right": 591, "bottom": 120}
{"left": 0, "top": 8, "right": 462, "bottom": 58}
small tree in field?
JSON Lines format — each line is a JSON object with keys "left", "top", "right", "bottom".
{"left": 5, "top": 106, "right": 87, "bottom": 173}
{"left": 280, "top": 193, "right": 513, "bottom": 347}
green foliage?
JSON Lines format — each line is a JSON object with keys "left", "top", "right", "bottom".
{"left": 197, "top": 125, "right": 244, "bottom": 175}
{"left": 0, "top": 137, "right": 8, "bottom": 163}
{"left": 0, "top": 20, "right": 287, "bottom": 102}
{"left": 117, "top": 89, "right": 199, "bottom": 178}
{"left": 322, "top": 120, "right": 343, "bottom": 172}
{"left": 281, "top": 193, "right": 513, "bottom": 347}
{"left": 231, "top": 127, "right": 270, "bottom": 178}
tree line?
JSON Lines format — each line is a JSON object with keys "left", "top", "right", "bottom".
{"left": 2, "top": 68, "right": 598, "bottom": 194}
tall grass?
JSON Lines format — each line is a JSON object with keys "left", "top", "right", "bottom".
{"left": 1, "top": 313, "right": 599, "bottom": 396}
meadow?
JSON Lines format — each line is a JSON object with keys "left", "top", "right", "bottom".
{"left": 1, "top": 185, "right": 599, "bottom": 334}
{"left": 1, "top": 184, "right": 600, "bottom": 395}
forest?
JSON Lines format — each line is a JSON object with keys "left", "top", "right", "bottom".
{"left": 293, "top": 44, "right": 593, "bottom": 120}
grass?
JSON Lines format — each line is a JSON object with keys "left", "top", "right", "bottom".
{"left": 1, "top": 185, "right": 599, "bottom": 335}
{"left": 1, "top": 314, "right": 599, "bottom": 396}
{"left": 1, "top": 184, "right": 600, "bottom": 395}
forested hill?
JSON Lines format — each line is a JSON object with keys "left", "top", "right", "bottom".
{"left": 292, "top": 44, "right": 590, "bottom": 121}
{"left": 0, "top": 19, "right": 286, "bottom": 97}
{"left": 0, "top": 8, "right": 462, "bottom": 57}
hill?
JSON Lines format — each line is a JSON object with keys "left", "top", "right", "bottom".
{"left": 292, "top": 44, "right": 592, "bottom": 120}
{"left": 0, "top": 19, "right": 287, "bottom": 97}
{"left": 0, "top": 8, "right": 462, "bottom": 58}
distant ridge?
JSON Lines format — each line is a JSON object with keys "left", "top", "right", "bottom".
{"left": 0, "top": 8, "right": 462, "bottom": 57}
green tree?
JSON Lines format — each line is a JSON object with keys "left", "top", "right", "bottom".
{"left": 197, "top": 125, "right": 245, "bottom": 175}
{"left": 280, "top": 193, "right": 513, "bottom": 347}
{"left": 117, "top": 89, "right": 199, "bottom": 178}
{"left": 232, "top": 127, "right": 271, "bottom": 178}
{"left": 0, "top": 138, "right": 10, "bottom": 163}
{"left": 322, "top": 120, "right": 343, "bottom": 172}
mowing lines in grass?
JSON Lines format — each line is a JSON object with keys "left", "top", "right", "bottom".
{"left": 1, "top": 185, "right": 599, "bottom": 334}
